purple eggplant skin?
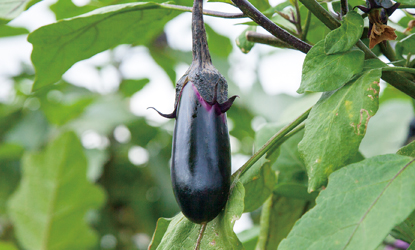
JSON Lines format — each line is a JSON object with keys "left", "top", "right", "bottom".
{"left": 171, "top": 81, "right": 231, "bottom": 224}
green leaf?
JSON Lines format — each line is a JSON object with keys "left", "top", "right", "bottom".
{"left": 148, "top": 217, "right": 173, "bottom": 249}
{"left": 49, "top": 0, "right": 97, "bottom": 20}
{"left": 119, "top": 78, "right": 149, "bottom": 97}
{"left": 0, "top": 0, "right": 41, "bottom": 21}
{"left": 410, "top": 241, "right": 415, "bottom": 250}
{"left": 0, "top": 242, "right": 18, "bottom": 250}
{"left": 324, "top": 11, "right": 363, "bottom": 55}
{"left": 298, "top": 41, "right": 365, "bottom": 93}
{"left": 7, "top": 131, "right": 106, "bottom": 250}
{"left": 256, "top": 195, "right": 310, "bottom": 250}
{"left": 41, "top": 97, "right": 95, "bottom": 125}
{"left": 392, "top": 210, "right": 415, "bottom": 243}
{"left": 398, "top": 140, "right": 415, "bottom": 158}
{"left": 278, "top": 154, "right": 415, "bottom": 250}
{"left": 397, "top": 33, "right": 415, "bottom": 55}
{"left": 240, "top": 124, "right": 278, "bottom": 212}
{"left": 299, "top": 69, "right": 381, "bottom": 191}
{"left": 29, "top": 3, "right": 182, "bottom": 91}
{"left": 237, "top": 226, "right": 260, "bottom": 250}
{"left": 148, "top": 181, "right": 245, "bottom": 250}
{"left": 0, "top": 25, "right": 29, "bottom": 37}
{"left": 236, "top": 26, "right": 256, "bottom": 54}
{"left": 0, "top": 144, "right": 22, "bottom": 214}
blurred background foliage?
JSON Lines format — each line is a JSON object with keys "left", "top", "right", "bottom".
{"left": 0, "top": 0, "right": 414, "bottom": 248}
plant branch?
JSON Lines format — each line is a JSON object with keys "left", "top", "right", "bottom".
{"left": 161, "top": 3, "right": 245, "bottom": 18}
{"left": 231, "top": 0, "right": 312, "bottom": 53}
{"left": 294, "top": 0, "right": 303, "bottom": 35}
{"left": 299, "top": 0, "right": 415, "bottom": 99}
{"left": 382, "top": 67, "right": 415, "bottom": 74}
{"left": 399, "top": 4, "right": 415, "bottom": 8}
{"left": 231, "top": 107, "right": 311, "bottom": 181}
{"left": 379, "top": 42, "right": 397, "bottom": 63}
{"left": 246, "top": 31, "right": 294, "bottom": 48}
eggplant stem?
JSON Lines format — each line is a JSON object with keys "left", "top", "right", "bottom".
{"left": 194, "top": 222, "right": 207, "bottom": 250}
{"left": 192, "top": 0, "right": 211, "bottom": 66}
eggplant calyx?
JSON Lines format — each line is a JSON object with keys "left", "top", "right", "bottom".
{"left": 147, "top": 107, "right": 176, "bottom": 119}
{"left": 219, "top": 95, "right": 238, "bottom": 113}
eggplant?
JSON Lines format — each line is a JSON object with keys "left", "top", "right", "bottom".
{"left": 150, "top": 0, "right": 236, "bottom": 223}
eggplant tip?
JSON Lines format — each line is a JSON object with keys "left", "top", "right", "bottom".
{"left": 147, "top": 107, "right": 176, "bottom": 119}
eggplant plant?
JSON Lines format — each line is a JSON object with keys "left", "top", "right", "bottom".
{"left": 2, "top": 0, "right": 415, "bottom": 249}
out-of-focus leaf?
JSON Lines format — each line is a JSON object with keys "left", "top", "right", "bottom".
{"left": 324, "top": 11, "right": 363, "bottom": 54}
{"left": 236, "top": 26, "right": 256, "bottom": 54}
{"left": 299, "top": 69, "right": 381, "bottom": 191}
{"left": 69, "top": 94, "right": 136, "bottom": 135}
{"left": 397, "top": 33, "right": 415, "bottom": 55}
{"left": 29, "top": 3, "right": 184, "bottom": 90}
{"left": 380, "top": 85, "right": 411, "bottom": 104}
{"left": 85, "top": 148, "right": 109, "bottom": 182}
{"left": 148, "top": 182, "right": 245, "bottom": 250}
{"left": 119, "top": 78, "right": 149, "bottom": 97}
{"left": 127, "top": 118, "right": 159, "bottom": 147}
{"left": 0, "top": 25, "right": 29, "bottom": 37}
{"left": 41, "top": 96, "right": 95, "bottom": 125}
{"left": 360, "top": 100, "right": 414, "bottom": 157}
{"left": 149, "top": 39, "right": 177, "bottom": 85}
{"left": 392, "top": 209, "right": 415, "bottom": 243}
{"left": 4, "top": 111, "right": 49, "bottom": 150}
{"left": 205, "top": 24, "right": 232, "bottom": 58}
{"left": 278, "top": 154, "right": 415, "bottom": 250}
{"left": 398, "top": 140, "right": 415, "bottom": 158}
{"left": 0, "top": 242, "right": 18, "bottom": 250}
{"left": 255, "top": 195, "right": 310, "bottom": 250}
{"left": 240, "top": 124, "right": 278, "bottom": 212}
{"left": 410, "top": 241, "right": 415, "bottom": 250}
{"left": 237, "top": 226, "right": 260, "bottom": 250}
{"left": 7, "top": 131, "right": 105, "bottom": 250}
{"left": 0, "top": 144, "right": 22, "bottom": 214}
{"left": 298, "top": 41, "right": 365, "bottom": 93}
{"left": 0, "top": 0, "right": 41, "bottom": 21}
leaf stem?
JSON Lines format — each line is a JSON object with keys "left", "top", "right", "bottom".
{"left": 299, "top": 0, "right": 415, "bottom": 99}
{"left": 340, "top": 0, "right": 348, "bottom": 17}
{"left": 302, "top": 10, "right": 312, "bottom": 41}
{"left": 246, "top": 31, "right": 294, "bottom": 48}
{"left": 382, "top": 67, "right": 415, "bottom": 74}
{"left": 232, "top": 107, "right": 311, "bottom": 180}
{"left": 161, "top": 4, "right": 245, "bottom": 18}
{"left": 399, "top": 4, "right": 415, "bottom": 8}
{"left": 294, "top": 0, "right": 303, "bottom": 35}
{"left": 231, "top": 0, "right": 312, "bottom": 53}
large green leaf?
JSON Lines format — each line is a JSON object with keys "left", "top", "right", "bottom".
{"left": 299, "top": 69, "right": 381, "bottom": 191}
{"left": 324, "top": 11, "right": 363, "bottom": 55}
{"left": 297, "top": 41, "right": 365, "bottom": 94}
{"left": 0, "top": 144, "right": 22, "bottom": 214}
{"left": 0, "top": 0, "right": 41, "bottom": 21}
{"left": 255, "top": 195, "right": 309, "bottom": 250}
{"left": 7, "top": 132, "right": 105, "bottom": 250}
{"left": 278, "top": 154, "right": 415, "bottom": 250}
{"left": 148, "top": 181, "right": 245, "bottom": 250}
{"left": 29, "top": 2, "right": 182, "bottom": 91}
